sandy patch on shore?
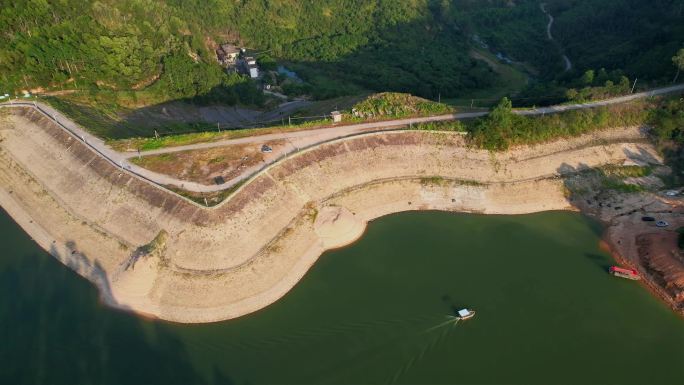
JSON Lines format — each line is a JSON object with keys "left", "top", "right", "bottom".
{"left": 314, "top": 205, "right": 366, "bottom": 249}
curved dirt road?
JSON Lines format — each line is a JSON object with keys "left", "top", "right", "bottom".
{"left": 1, "top": 83, "right": 683, "bottom": 194}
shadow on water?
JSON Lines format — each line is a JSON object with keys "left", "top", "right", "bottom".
{"left": 440, "top": 294, "right": 467, "bottom": 317}
{"left": 584, "top": 253, "right": 613, "bottom": 272}
{"left": 0, "top": 234, "right": 224, "bottom": 384}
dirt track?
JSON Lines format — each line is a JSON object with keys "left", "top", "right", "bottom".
{"left": 0, "top": 107, "right": 669, "bottom": 322}
{"left": 2, "top": 83, "right": 683, "bottom": 195}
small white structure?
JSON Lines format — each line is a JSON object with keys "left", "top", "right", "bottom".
{"left": 457, "top": 309, "right": 476, "bottom": 320}
{"left": 249, "top": 66, "right": 259, "bottom": 79}
{"left": 238, "top": 56, "right": 259, "bottom": 78}
{"left": 331, "top": 111, "right": 343, "bottom": 123}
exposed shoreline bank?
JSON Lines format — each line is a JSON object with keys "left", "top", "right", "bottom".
{"left": 0, "top": 107, "right": 679, "bottom": 322}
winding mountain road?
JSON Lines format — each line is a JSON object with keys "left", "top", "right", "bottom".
{"left": 1, "top": 83, "right": 683, "bottom": 195}
{"left": 541, "top": 3, "right": 572, "bottom": 72}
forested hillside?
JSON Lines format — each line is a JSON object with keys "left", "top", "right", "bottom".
{"left": 0, "top": 0, "right": 264, "bottom": 105}
{"left": 452, "top": 0, "right": 565, "bottom": 77}
{"left": 550, "top": 0, "right": 684, "bottom": 80}
{"left": 0, "top": 0, "right": 496, "bottom": 102}
{"left": 1, "top": 0, "right": 681, "bottom": 109}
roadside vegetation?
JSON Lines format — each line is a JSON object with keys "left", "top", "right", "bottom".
{"left": 414, "top": 121, "right": 467, "bottom": 133}
{"left": 351, "top": 93, "right": 453, "bottom": 119}
{"left": 111, "top": 94, "right": 681, "bottom": 153}
{"left": 467, "top": 98, "right": 650, "bottom": 151}
{"left": 415, "top": 99, "right": 649, "bottom": 151}
{"left": 563, "top": 70, "right": 633, "bottom": 103}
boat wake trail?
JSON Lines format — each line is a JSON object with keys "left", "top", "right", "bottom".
{"left": 420, "top": 316, "right": 460, "bottom": 334}
{"left": 388, "top": 316, "right": 459, "bottom": 383}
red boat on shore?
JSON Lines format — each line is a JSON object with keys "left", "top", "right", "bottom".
{"left": 609, "top": 266, "right": 641, "bottom": 280}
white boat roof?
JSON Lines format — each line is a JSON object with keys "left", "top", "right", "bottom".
{"left": 458, "top": 309, "right": 470, "bottom": 317}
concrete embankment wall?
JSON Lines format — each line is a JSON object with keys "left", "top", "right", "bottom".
{"left": 0, "top": 108, "right": 659, "bottom": 322}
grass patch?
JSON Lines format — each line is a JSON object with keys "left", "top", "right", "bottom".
{"left": 599, "top": 165, "right": 652, "bottom": 178}
{"left": 414, "top": 120, "right": 468, "bottom": 132}
{"left": 564, "top": 164, "right": 656, "bottom": 196}
{"left": 208, "top": 156, "right": 225, "bottom": 164}
{"left": 419, "top": 176, "right": 484, "bottom": 187}
{"left": 166, "top": 178, "right": 248, "bottom": 207}
{"left": 141, "top": 230, "right": 168, "bottom": 255}
{"left": 591, "top": 165, "right": 652, "bottom": 193}
{"left": 130, "top": 153, "right": 177, "bottom": 168}
{"left": 352, "top": 93, "right": 453, "bottom": 119}
{"left": 601, "top": 179, "right": 646, "bottom": 193}
{"left": 420, "top": 176, "right": 448, "bottom": 186}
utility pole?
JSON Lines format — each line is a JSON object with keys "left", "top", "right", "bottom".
{"left": 631, "top": 78, "right": 638, "bottom": 94}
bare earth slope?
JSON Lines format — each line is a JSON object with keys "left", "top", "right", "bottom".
{"left": 0, "top": 108, "right": 664, "bottom": 322}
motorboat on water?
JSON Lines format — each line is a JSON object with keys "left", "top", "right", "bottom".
{"left": 456, "top": 309, "right": 476, "bottom": 320}
{"left": 609, "top": 266, "right": 641, "bottom": 280}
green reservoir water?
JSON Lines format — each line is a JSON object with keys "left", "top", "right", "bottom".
{"left": 0, "top": 209, "right": 682, "bottom": 384}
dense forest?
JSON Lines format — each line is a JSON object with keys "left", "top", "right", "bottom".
{"left": 0, "top": 0, "right": 495, "bottom": 102}
{"left": 0, "top": 0, "right": 682, "bottom": 108}
{"left": 550, "top": 0, "right": 684, "bottom": 81}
